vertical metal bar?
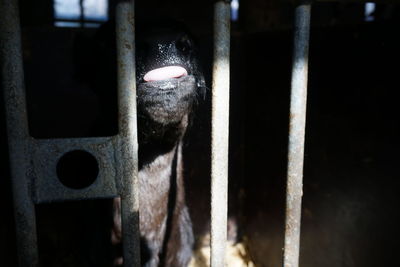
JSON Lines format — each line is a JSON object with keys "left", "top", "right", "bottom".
{"left": 284, "top": 2, "right": 311, "bottom": 267}
{"left": 79, "top": 0, "right": 84, "bottom": 28}
{"left": 211, "top": 1, "right": 231, "bottom": 267}
{"left": 115, "top": 1, "right": 141, "bottom": 266}
{"left": 0, "top": 0, "right": 39, "bottom": 266}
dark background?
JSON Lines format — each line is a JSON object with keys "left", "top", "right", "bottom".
{"left": 1, "top": 0, "right": 400, "bottom": 266}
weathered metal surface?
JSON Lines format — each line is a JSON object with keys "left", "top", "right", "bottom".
{"left": 115, "top": 1, "right": 141, "bottom": 266}
{"left": 1, "top": 0, "right": 140, "bottom": 265}
{"left": 0, "top": 0, "right": 39, "bottom": 265}
{"left": 32, "top": 137, "right": 118, "bottom": 203}
{"left": 284, "top": 3, "right": 311, "bottom": 267}
{"left": 211, "top": 1, "right": 231, "bottom": 267}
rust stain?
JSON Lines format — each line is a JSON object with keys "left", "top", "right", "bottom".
{"left": 125, "top": 43, "right": 132, "bottom": 50}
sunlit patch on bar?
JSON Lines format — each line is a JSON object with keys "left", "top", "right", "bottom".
{"left": 231, "top": 0, "right": 239, "bottom": 22}
{"left": 365, "top": 2, "right": 376, "bottom": 22}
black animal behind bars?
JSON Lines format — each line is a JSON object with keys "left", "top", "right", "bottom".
{"left": 84, "top": 20, "right": 206, "bottom": 266}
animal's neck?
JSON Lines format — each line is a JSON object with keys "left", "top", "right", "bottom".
{"left": 141, "top": 144, "right": 178, "bottom": 181}
{"left": 138, "top": 141, "right": 182, "bottom": 266}
{"left": 138, "top": 114, "right": 189, "bottom": 169}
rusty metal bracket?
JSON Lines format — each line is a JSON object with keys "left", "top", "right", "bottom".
{"left": 0, "top": 0, "right": 140, "bottom": 266}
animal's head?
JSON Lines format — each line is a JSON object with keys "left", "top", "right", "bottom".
{"left": 133, "top": 20, "right": 206, "bottom": 148}
{"left": 135, "top": 20, "right": 206, "bottom": 127}
{"left": 74, "top": 20, "right": 205, "bottom": 144}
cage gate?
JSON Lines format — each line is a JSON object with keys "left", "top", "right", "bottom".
{"left": 1, "top": 0, "right": 315, "bottom": 266}
{"left": 0, "top": 0, "right": 140, "bottom": 266}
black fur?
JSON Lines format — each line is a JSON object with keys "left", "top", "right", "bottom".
{"left": 93, "top": 20, "right": 206, "bottom": 267}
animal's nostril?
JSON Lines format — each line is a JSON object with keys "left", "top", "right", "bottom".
{"left": 143, "top": 66, "right": 188, "bottom": 82}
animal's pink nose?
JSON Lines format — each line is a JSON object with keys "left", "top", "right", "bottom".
{"left": 143, "top": 66, "right": 188, "bottom": 82}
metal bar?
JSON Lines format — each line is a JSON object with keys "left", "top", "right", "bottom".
{"left": 1, "top": 0, "right": 140, "bottom": 265}
{"left": 0, "top": 0, "right": 39, "bottom": 266}
{"left": 115, "top": 1, "right": 141, "bottom": 266}
{"left": 284, "top": 2, "right": 311, "bottom": 267}
{"left": 79, "top": 0, "right": 84, "bottom": 27}
{"left": 211, "top": 1, "right": 231, "bottom": 267}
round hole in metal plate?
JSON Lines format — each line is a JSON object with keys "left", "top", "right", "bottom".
{"left": 56, "top": 150, "right": 99, "bottom": 189}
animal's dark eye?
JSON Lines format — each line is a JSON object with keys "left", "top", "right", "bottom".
{"left": 176, "top": 35, "right": 192, "bottom": 53}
